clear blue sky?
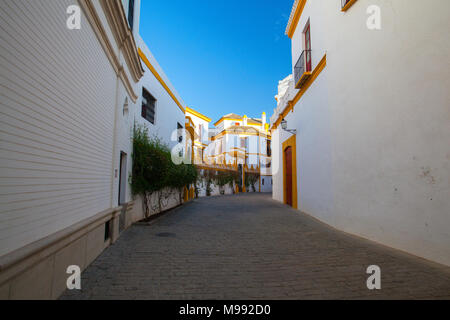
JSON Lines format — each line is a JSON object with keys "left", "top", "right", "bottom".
{"left": 139, "top": 0, "right": 293, "bottom": 126}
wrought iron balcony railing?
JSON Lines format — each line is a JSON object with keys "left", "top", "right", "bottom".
{"left": 342, "top": 0, "right": 351, "bottom": 8}
{"left": 341, "top": 0, "right": 357, "bottom": 11}
{"left": 294, "top": 50, "right": 312, "bottom": 89}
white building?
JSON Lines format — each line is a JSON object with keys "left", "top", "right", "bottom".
{"left": 0, "top": 0, "right": 189, "bottom": 299}
{"left": 270, "top": 0, "right": 450, "bottom": 266}
{"left": 209, "top": 113, "right": 272, "bottom": 193}
{"left": 185, "top": 107, "right": 212, "bottom": 165}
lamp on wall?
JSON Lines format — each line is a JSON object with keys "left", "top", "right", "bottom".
{"left": 281, "top": 118, "right": 296, "bottom": 134}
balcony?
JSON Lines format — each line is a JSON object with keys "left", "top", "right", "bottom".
{"left": 341, "top": 0, "right": 357, "bottom": 11}
{"left": 294, "top": 50, "right": 312, "bottom": 89}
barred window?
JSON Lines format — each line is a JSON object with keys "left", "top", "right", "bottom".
{"left": 177, "top": 122, "right": 183, "bottom": 143}
{"left": 142, "top": 88, "right": 156, "bottom": 124}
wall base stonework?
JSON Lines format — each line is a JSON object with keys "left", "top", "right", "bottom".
{"left": 0, "top": 207, "right": 121, "bottom": 300}
{"left": 126, "top": 188, "right": 186, "bottom": 226}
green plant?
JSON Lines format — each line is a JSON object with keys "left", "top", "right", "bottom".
{"left": 167, "top": 161, "right": 197, "bottom": 203}
{"left": 245, "top": 172, "right": 260, "bottom": 192}
{"left": 130, "top": 124, "right": 198, "bottom": 218}
{"left": 216, "top": 171, "right": 233, "bottom": 188}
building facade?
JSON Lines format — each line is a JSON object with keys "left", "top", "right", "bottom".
{"left": 0, "top": 0, "right": 189, "bottom": 299}
{"left": 185, "top": 107, "right": 212, "bottom": 165}
{"left": 270, "top": 0, "right": 450, "bottom": 266}
{"left": 209, "top": 113, "right": 272, "bottom": 193}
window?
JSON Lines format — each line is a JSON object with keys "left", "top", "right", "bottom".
{"left": 199, "top": 124, "right": 203, "bottom": 142}
{"left": 128, "top": 0, "right": 135, "bottom": 31}
{"left": 142, "top": 88, "right": 156, "bottom": 124}
{"left": 267, "top": 140, "right": 272, "bottom": 157}
{"left": 262, "top": 179, "right": 265, "bottom": 186}
{"left": 295, "top": 21, "right": 312, "bottom": 88}
{"left": 177, "top": 122, "right": 183, "bottom": 143}
{"left": 240, "top": 137, "right": 247, "bottom": 148}
{"left": 304, "top": 21, "right": 312, "bottom": 72}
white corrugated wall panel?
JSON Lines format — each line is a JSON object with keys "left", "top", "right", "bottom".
{"left": 0, "top": 0, "right": 117, "bottom": 256}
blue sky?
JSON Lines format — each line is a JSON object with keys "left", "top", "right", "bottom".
{"left": 139, "top": 0, "right": 293, "bottom": 126}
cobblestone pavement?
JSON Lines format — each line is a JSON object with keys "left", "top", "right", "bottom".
{"left": 60, "top": 193, "right": 450, "bottom": 300}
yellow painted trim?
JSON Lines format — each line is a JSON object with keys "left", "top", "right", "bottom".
{"left": 196, "top": 164, "right": 238, "bottom": 173}
{"left": 272, "top": 54, "right": 327, "bottom": 130}
{"left": 282, "top": 135, "right": 298, "bottom": 209}
{"left": 341, "top": 0, "right": 358, "bottom": 12}
{"left": 211, "top": 128, "right": 270, "bottom": 141}
{"left": 208, "top": 150, "right": 268, "bottom": 158}
{"left": 214, "top": 117, "right": 239, "bottom": 126}
{"left": 186, "top": 107, "right": 212, "bottom": 123}
{"left": 287, "top": 0, "right": 308, "bottom": 39}
{"left": 214, "top": 118, "right": 262, "bottom": 127}
{"left": 194, "top": 141, "right": 208, "bottom": 147}
{"left": 138, "top": 48, "right": 185, "bottom": 113}
{"left": 183, "top": 186, "right": 189, "bottom": 202}
{"left": 185, "top": 116, "right": 195, "bottom": 128}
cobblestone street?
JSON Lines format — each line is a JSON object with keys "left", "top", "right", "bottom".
{"left": 61, "top": 193, "right": 450, "bottom": 300}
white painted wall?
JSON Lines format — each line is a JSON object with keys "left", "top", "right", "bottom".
{"left": 0, "top": 0, "right": 189, "bottom": 258}
{"left": 326, "top": 0, "right": 450, "bottom": 266}
{"left": 272, "top": 70, "right": 334, "bottom": 222}
{"left": 272, "top": 0, "right": 450, "bottom": 265}
{"left": 0, "top": 0, "right": 119, "bottom": 256}
{"left": 186, "top": 110, "right": 210, "bottom": 146}
{"left": 135, "top": 36, "right": 186, "bottom": 150}
{"left": 195, "top": 172, "right": 235, "bottom": 198}
{"left": 260, "top": 176, "right": 273, "bottom": 193}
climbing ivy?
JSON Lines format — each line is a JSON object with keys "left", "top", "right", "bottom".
{"left": 245, "top": 172, "right": 260, "bottom": 192}
{"left": 130, "top": 125, "right": 197, "bottom": 217}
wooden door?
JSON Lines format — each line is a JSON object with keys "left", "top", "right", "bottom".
{"left": 285, "top": 147, "right": 293, "bottom": 206}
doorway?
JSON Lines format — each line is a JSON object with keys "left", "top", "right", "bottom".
{"left": 282, "top": 135, "right": 297, "bottom": 209}
{"left": 284, "top": 147, "right": 293, "bottom": 207}
{"left": 118, "top": 151, "right": 127, "bottom": 205}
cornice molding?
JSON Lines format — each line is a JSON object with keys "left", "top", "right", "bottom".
{"left": 138, "top": 48, "right": 185, "bottom": 113}
{"left": 211, "top": 127, "right": 271, "bottom": 141}
{"left": 78, "top": 0, "right": 142, "bottom": 102}
{"left": 186, "top": 107, "right": 212, "bottom": 123}
{"left": 285, "top": 0, "right": 307, "bottom": 38}
{"left": 100, "top": 0, "right": 144, "bottom": 82}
